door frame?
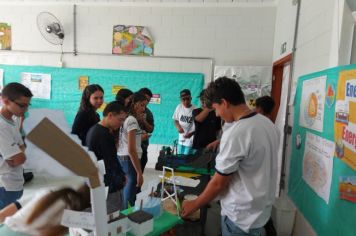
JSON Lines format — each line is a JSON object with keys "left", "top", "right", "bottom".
{"left": 270, "top": 54, "right": 292, "bottom": 122}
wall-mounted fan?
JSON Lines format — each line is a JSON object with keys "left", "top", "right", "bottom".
{"left": 37, "top": 12, "right": 65, "bottom": 45}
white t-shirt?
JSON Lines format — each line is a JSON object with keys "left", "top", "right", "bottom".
{"left": 172, "top": 104, "right": 196, "bottom": 147}
{"left": 0, "top": 115, "right": 24, "bottom": 191}
{"left": 215, "top": 113, "right": 279, "bottom": 233}
{"left": 117, "top": 115, "right": 143, "bottom": 158}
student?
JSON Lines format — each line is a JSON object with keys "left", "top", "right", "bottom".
{"left": 172, "top": 89, "right": 196, "bottom": 155}
{"left": 181, "top": 77, "right": 279, "bottom": 236}
{"left": 255, "top": 95, "right": 277, "bottom": 236}
{"left": 86, "top": 101, "right": 127, "bottom": 212}
{"left": 0, "top": 83, "right": 33, "bottom": 209}
{"left": 115, "top": 88, "right": 133, "bottom": 108}
{"left": 255, "top": 95, "right": 275, "bottom": 121}
{"left": 137, "top": 88, "right": 154, "bottom": 173}
{"left": 117, "top": 92, "right": 146, "bottom": 209}
{"left": 0, "top": 184, "right": 90, "bottom": 236}
{"left": 72, "top": 84, "right": 104, "bottom": 146}
{"left": 192, "top": 89, "right": 221, "bottom": 150}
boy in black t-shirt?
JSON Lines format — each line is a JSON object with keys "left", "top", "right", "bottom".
{"left": 86, "top": 101, "right": 127, "bottom": 212}
{"left": 192, "top": 89, "right": 221, "bottom": 150}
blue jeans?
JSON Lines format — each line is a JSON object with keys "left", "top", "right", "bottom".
{"left": 0, "top": 187, "right": 23, "bottom": 209}
{"left": 221, "top": 215, "right": 262, "bottom": 236}
{"left": 118, "top": 156, "right": 138, "bottom": 210}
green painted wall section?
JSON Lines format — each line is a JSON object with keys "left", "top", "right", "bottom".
{"left": 289, "top": 64, "right": 356, "bottom": 236}
{"left": 0, "top": 64, "right": 204, "bottom": 145}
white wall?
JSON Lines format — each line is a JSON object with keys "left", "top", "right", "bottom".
{"left": 273, "top": 0, "right": 354, "bottom": 235}
{"left": 272, "top": 0, "right": 297, "bottom": 62}
{"left": 0, "top": 1, "right": 276, "bottom": 85}
{"left": 0, "top": 1, "right": 276, "bottom": 168}
{"left": 339, "top": 1, "right": 355, "bottom": 65}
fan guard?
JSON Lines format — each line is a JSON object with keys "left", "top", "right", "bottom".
{"left": 37, "top": 12, "right": 65, "bottom": 45}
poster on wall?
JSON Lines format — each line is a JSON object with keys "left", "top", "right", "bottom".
{"left": 334, "top": 69, "right": 356, "bottom": 170}
{"left": 112, "top": 25, "right": 154, "bottom": 56}
{"left": 299, "top": 76, "right": 326, "bottom": 132}
{"left": 21, "top": 73, "right": 51, "bottom": 99}
{"left": 0, "top": 23, "right": 11, "bottom": 50}
{"left": 214, "top": 66, "right": 272, "bottom": 105}
{"left": 339, "top": 176, "right": 356, "bottom": 203}
{"left": 302, "top": 132, "right": 335, "bottom": 204}
{"left": 78, "top": 76, "right": 89, "bottom": 91}
{"left": 150, "top": 94, "right": 161, "bottom": 104}
{"left": 112, "top": 85, "right": 125, "bottom": 95}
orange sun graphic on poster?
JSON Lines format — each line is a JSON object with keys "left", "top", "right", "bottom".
{"left": 308, "top": 93, "right": 318, "bottom": 118}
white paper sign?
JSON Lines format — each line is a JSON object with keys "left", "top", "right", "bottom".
{"left": 299, "top": 76, "right": 326, "bottom": 132}
{"left": 21, "top": 72, "right": 51, "bottom": 99}
{"left": 302, "top": 132, "right": 335, "bottom": 204}
{"left": 61, "top": 209, "right": 96, "bottom": 230}
{"left": 173, "top": 176, "right": 200, "bottom": 187}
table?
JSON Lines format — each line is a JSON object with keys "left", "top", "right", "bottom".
{"left": 121, "top": 209, "right": 183, "bottom": 236}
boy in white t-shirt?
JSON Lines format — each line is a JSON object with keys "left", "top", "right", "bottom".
{"left": 0, "top": 83, "right": 33, "bottom": 209}
{"left": 181, "top": 77, "right": 279, "bottom": 236}
{"left": 172, "top": 89, "right": 196, "bottom": 155}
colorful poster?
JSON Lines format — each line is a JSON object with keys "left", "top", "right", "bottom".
{"left": 150, "top": 94, "right": 161, "bottom": 104}
{"left": 21, "top": 73, "right": 51, "bottom": 99}
{"left": 112, "top": 25, "right": 154, "bottom": 56}
{"left": 299, "top": 76, "right": 326, "bottom": 132}
{"left": 111, "top": 85, "right": 125, "bottom": 95}
{"left": 334, "top": 69, "right": 356, "bottom": 170}
{"left": 97, "top": 102, "right": 107, "bottom": 113}
{"left": 325, "top": 83, "right": 335, "bottom": 108}
{"left": 0, "top": 23, "right": 11, "bottom": 50}
{"left": 78, "top": 76, "right": 89, "bottom": 91}
{"left": 303, "top": 132, "right": 335, "bottom": 204}
{"left": 214, "top": 66, "right": 272, "bottom": 104}
{"left": 339, "top": 176, "right": 356, "bottom": 203}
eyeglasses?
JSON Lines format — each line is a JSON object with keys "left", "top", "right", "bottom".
{"left": 11, "top": 99, "right": 31, "bottom": 109}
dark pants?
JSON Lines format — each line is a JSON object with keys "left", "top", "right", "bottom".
{"left": 140, "top": 149, "right": 148, "bottom": 173}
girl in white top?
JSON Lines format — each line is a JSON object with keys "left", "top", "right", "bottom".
{"left": 117, "top": 92, "right": 147, "bottom": 209}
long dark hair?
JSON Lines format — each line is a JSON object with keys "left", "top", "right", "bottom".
{"left": 79, "top": 84, "right": 104, "bottom": 112}
{"left": 115, "top": 88, "right": 133, "bottom": 107}
{"left": 129, "top": 92, "right": 147, "bottom": 116}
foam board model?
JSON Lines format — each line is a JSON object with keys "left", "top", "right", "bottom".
{"left": 26, "top": 118, "right": 107, "bottom": 236}
{"left": 69, "top": 210, "right": 129, "bottom": 236}
{"left": 128, "top": 210, "right": 154, "bottom": 236}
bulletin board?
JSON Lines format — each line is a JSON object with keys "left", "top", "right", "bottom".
{"left": 0, "top": 65, "right": 204, "bottom": 145}
{"left": 288, "top": 64, "right": 356, "bottom": 236}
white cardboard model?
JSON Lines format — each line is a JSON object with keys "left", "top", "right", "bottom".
{"left": 26, "top": 117, "right": 107, "bottom": 236}
{"left": 160, "top": 166, "right": 180, "bottom": 216}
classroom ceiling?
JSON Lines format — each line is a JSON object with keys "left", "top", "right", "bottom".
{"left": 4, "top": 0, "right": 276, "bottom": 3}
